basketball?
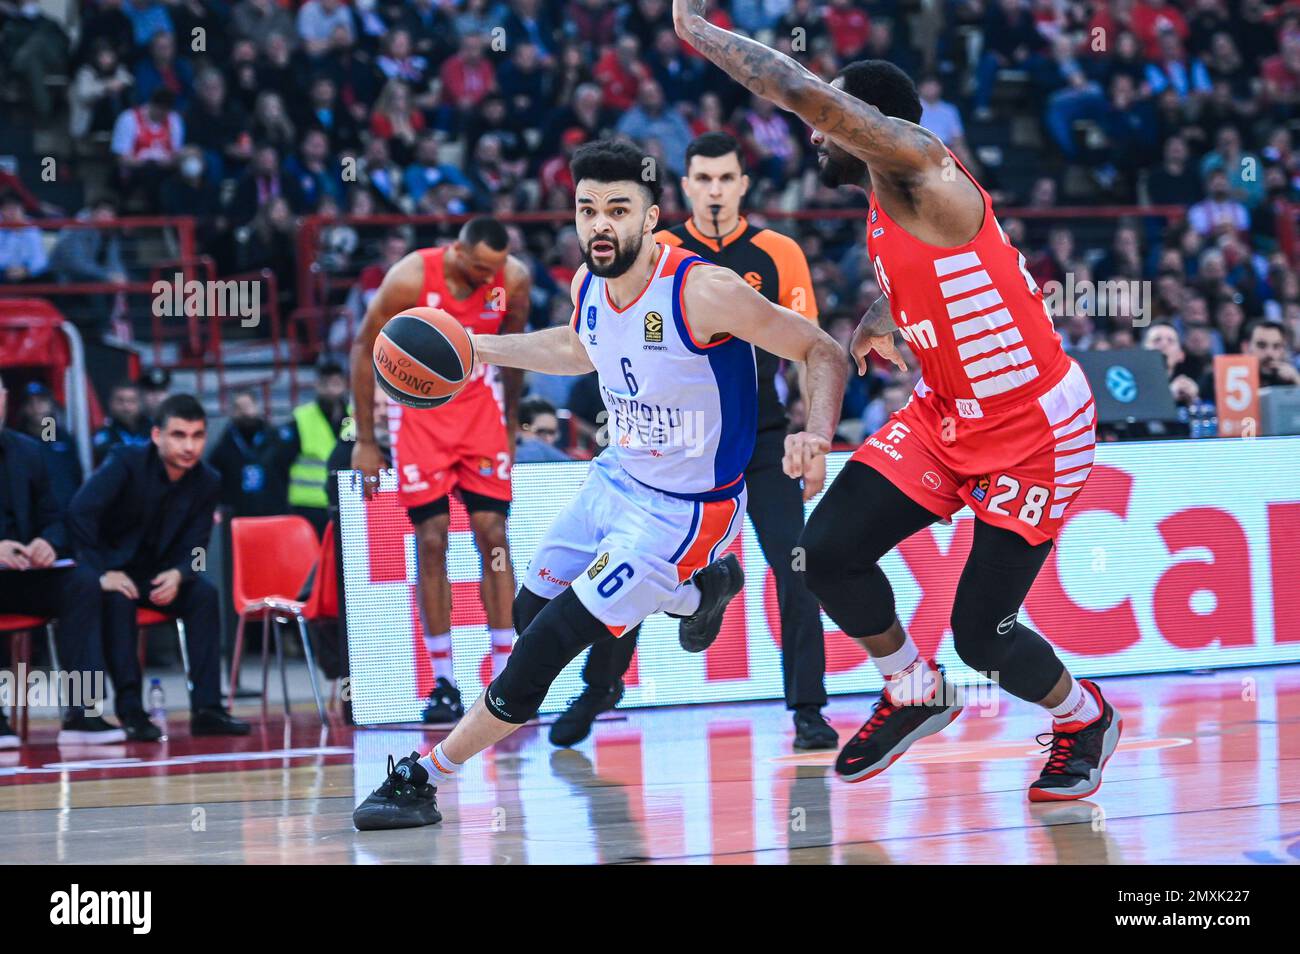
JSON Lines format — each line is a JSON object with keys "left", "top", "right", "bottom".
{"left": 372, "top": 307, "right": 475, "bottom": 409}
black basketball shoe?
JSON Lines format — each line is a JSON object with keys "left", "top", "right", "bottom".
{"left": 353, "top": 752, "right": 443, "bottom": 831}
{"left": 549, "top": 680, "right": 624, "bottom": 747}
{"left": 421, "top": 677, "right": 465, "bottom": 725}
{"left": 677, "top": 553, "right": 744, "bottom": 653}
{"left": 835, "top": 663, "right": 963, "bottom": 783}
{"left": 792, "top": 706, "right": 839, "bottom": 750}
{"left": 1028, "top": 680, "right": 1122, "bottom": 802}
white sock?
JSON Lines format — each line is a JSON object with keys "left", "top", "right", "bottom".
{"left": 664, "top": 581, "right": 702, "bottom": 617}
{"left": 1050, "top": 676, "right": 1100, "bottom": 726}
{"left": 489, "top": 627, "right": 514, "bottom": 678}
{"left": 423, "top": 632, "right": 454, "bottom": 682}
{"left": 872, "top": 635, "right": 936, "bottom": 705}
{"left": 417, "top": 742, "right": 462, "bottom": 784}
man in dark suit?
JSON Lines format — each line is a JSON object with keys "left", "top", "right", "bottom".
{"left": 68, "top": 393, "right": 250, "bottom": 740}
{"left": 0, "top": 374, "right": 123, "bottom": 746}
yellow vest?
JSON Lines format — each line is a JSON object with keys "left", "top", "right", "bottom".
{"left": 288, "top": 401, "right": 340, "bottom": 509}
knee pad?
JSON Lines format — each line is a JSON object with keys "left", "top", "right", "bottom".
{"left": 486, "top": 588, "right": 609, "bottom": 724}
{"left": 512, "top": 586, "right": 549, "bottom": 634}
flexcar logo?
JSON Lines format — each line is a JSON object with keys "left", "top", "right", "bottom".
{"left": 644, "top": 311, "right": 663, "bottom": 342}
{"left": 587, "top": 552, "right": 610, "bottom": 579}
{"left": 1105, "top": 365, "right": 1137, "bottom": 403}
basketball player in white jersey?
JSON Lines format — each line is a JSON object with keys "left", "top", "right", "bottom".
{"left": 354, "top": 140, "right": 847, "bottom": 830}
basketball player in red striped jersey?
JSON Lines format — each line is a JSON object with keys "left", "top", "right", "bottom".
{"left": 350, "top": 218, "right": 531, "bottom": 723}
{"left": 676, "top": 1, "right": 1122, "bottom": 800}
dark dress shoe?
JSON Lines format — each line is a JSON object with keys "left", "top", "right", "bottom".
{"left": 121, "top": 711, "right": 164, "bottom": 743}
{"left": 191, "top": 707, "right": 251, "bottom": 736}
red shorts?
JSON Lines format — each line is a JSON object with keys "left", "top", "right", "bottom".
{"left": 389, "top": 393, "right": 513, "bottom": 509}
{"left": 851, "top": 360, "right": 1096, "bottom": 545}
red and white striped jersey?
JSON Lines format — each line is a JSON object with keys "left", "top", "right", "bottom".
{"left": 866, "top": 153, "right": 1070, "bottom": 417}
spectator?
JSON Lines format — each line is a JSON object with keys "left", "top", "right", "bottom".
{"left": 438, "top": 31, "right": 497, "bottom": 125}
{"left": 0, "top": 0, "right": 69, "bottom": 120}
{"left": 738, "top": 94, "right": 800, "bottom": 188}
{"left": 297, "top": 0, "right": 355, "bottom": 58}
{"left": 1242, "top": 319, "right": 1300, "bottom": 388}
{"left": 47, "top": 196, "right": 128, "bottom": 337}
{"left": 93, "top": 381, "right": 153, "bottom": 465}
{"left": 825, "top": 0, "right": 872, "bottom": 60}
{"left": 14, "top": 382, "right": 83, "bottom": 510}
{"left": 133, "top": 29, "right": 193, "bottom": 111}
{"left": 122, "top": 0, "right": 174, "bottom": 49}
{"left": 593, "top": 36, "right": 652, "bottom": 111}
{"left": 648, "top": 27, "right": 705, "bottom": 105}
{"left": 111, "top": 87, "right": 183, "bottom": 211}
{"left": 284, "top": 128, "right": 343, "bottom": 214}
{"left": 298, "top": 76, "right": 362, "bottom": 154}
{"left": 69, "top": 38, "right": 135, "bottom": 140}
{"left": 1145, "top": 135, "right": 1201, "bottom": 206}
{"left": 139, "top": 367, "right": 172, "bottom": 425}
{"left": 515, "top": 397, "right": 570, "bottom": 462}
{"left": 232, "top": 0, "right": 296, "bottom": 49}
{"left": 0, "top": 373, "right": 119, "bottom": 745}
{"left": 918, "top": 76, "right": 975, "bottom": 171}
{"left": 0, "top": 191, "right": 48, "bottom": 284}
{"left": 1189, "top": 169, "right": 1250, "bottom": 238}
{"left": 68, "top": 393, "right": 250, "bottom": 740}
{"left": 1144, "top": 31, "right": 1211, "bottom": 102}
{"left": 228, "top": 144, "right": 286, "bottom": 227}
{"left": 502, "top": 0, "right": 557, "bottom": 61}
{"left": 370, "top": 80, "right": 426, "bottom": 167}
{"left": 249, "top": 92, "right": 297, "bottom": 160}
{"left": 79, "top": 0, "right": 135, "bottom": 65}
{"left": 974, "top": 0, "right": 1047, "bottom": 119}
{"left": 280, "top": 359, "right": 350, "bottom": 537}
{"left": 616, "top": 80, "right": 693, "bottom": 177}
{"left": 498, "top": 42, "right": 552, "bottom": 121}
{"left": 185, "top": 70, "right": 254, "bottom": 183}
{"left": 207, "top": 388, "right": 291, "bottom": 517}
{"left": 1143, "top": 322, "right": 1202, "bottom": 405}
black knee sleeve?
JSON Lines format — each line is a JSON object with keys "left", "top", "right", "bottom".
{"left": 800, "top": 462, "right": 935, "bottom": 638}
{"left": 486, "top": 588, "right": 611, "bottom": 724}
{"left": 512, "top": 586, "right": 549, "bottom": 634}
{"left": 950, "top": 523, "right": 1065, "bottom": 702}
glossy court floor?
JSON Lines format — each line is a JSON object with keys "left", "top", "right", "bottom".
{"left": 1, "top": 665, "right": 1297, "bottom": 864}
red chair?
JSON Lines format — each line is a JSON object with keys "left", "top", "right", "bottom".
{"left": 135, "top": 607, "right": 191, "bottom": 694}
{"left": 0, "top": 614, "right": 57, "bottom": 741}
{"left": 228, "top": 516, "right": 328, "bottom": 723}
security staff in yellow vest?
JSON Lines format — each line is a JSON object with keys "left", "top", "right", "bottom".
{"left": 280, "top": 359, "right": 351, "bottom": 537}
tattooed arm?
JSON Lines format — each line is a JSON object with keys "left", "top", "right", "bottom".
{"left": 850, "top": 295, "right": 908, "bottom": 375}
{"left": 671, "top": 0, "right": 945, "bottom": 177}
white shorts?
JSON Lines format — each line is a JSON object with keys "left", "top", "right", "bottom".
{"left": 523, "top": 452, "right": 747, "bottom": 635}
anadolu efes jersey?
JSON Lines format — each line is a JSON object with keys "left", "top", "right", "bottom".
{"left": 866, "top": 151, "right": 1071, "bottom": 418}
{"left": 573, "top": 244, "right": 758, "bottom": 502}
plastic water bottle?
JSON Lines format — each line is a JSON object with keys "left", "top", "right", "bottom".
{"left": 148, "top": 678, "right": 168, "bottom": 740}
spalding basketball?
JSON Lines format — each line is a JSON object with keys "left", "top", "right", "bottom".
{"left": 372, "top": 307, "right": 475, "bottom": 409}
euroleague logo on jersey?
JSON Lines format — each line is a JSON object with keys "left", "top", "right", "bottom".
{"left": 644, "top": 311, "right": 663, "bottom": 342}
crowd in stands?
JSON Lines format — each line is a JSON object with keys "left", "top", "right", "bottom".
{"left": 0, "top": 0, "right": 1297, "bottom": 434}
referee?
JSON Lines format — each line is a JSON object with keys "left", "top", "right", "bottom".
{"left": 549, "top": 131, "right": 838, "bottom": 751}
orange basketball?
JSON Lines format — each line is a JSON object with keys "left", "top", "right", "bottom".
{"left": 372, "top": 306, "right": 475, "bottom": 409}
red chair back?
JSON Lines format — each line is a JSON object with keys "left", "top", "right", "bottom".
{"left": 230, "top": 515, "right": 319, "bottom": 610}
{"left": 302, "top": 521, "right": 339, "bottom": 620}
{"left": 0, "top": 614, "right": 51, "bottom": 632}
{"left": 136, "top": 607, "right": 173, "bottom": 626}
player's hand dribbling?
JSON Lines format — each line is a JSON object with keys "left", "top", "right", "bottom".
{"left": 851, "top": 295, "right": 908, "bottom": 374}
{"left": 783, "top": 432, "right": 831, "bottom": 501}
{"left": 352, "top": 439, "right": 386, "bottom": 499}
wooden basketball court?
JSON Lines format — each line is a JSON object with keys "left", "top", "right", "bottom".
{"left": 2, "top": 665, "right": 1296, "bottom": 864}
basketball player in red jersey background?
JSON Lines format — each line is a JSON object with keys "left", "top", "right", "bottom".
{"left": 350, "top": 218, "right": 532, "bottom": 723}
{"left": 676, "top": 0, "right": 1122, "bottom": 800}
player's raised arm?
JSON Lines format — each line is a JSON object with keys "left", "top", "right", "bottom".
{"left": 685, "top": 265, "right": 846, "bottom": 498}
{"left": 672, "top": 0, "right": 944, "bottom": 178}
{"left": 350, "top": 250, "right": 425, "bottom": 495}
{"left": 470, "top": 266, "right": 594, "bottom": 376}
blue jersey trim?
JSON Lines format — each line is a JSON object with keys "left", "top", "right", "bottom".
{"left": 669, "top": 501, "right": 703, "bottom": 563}
{"left": 625, "top": 469, "right": 747, "bottom": 503}
{"left": 572, "top": 270, "right": 595, "bottom": 331}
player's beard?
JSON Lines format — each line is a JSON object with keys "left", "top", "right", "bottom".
{"left": 582, "top": 230, "right": 643, "bottom": 278}
{"left": 817, "top": 149, "right": 868, "bottom": 189}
